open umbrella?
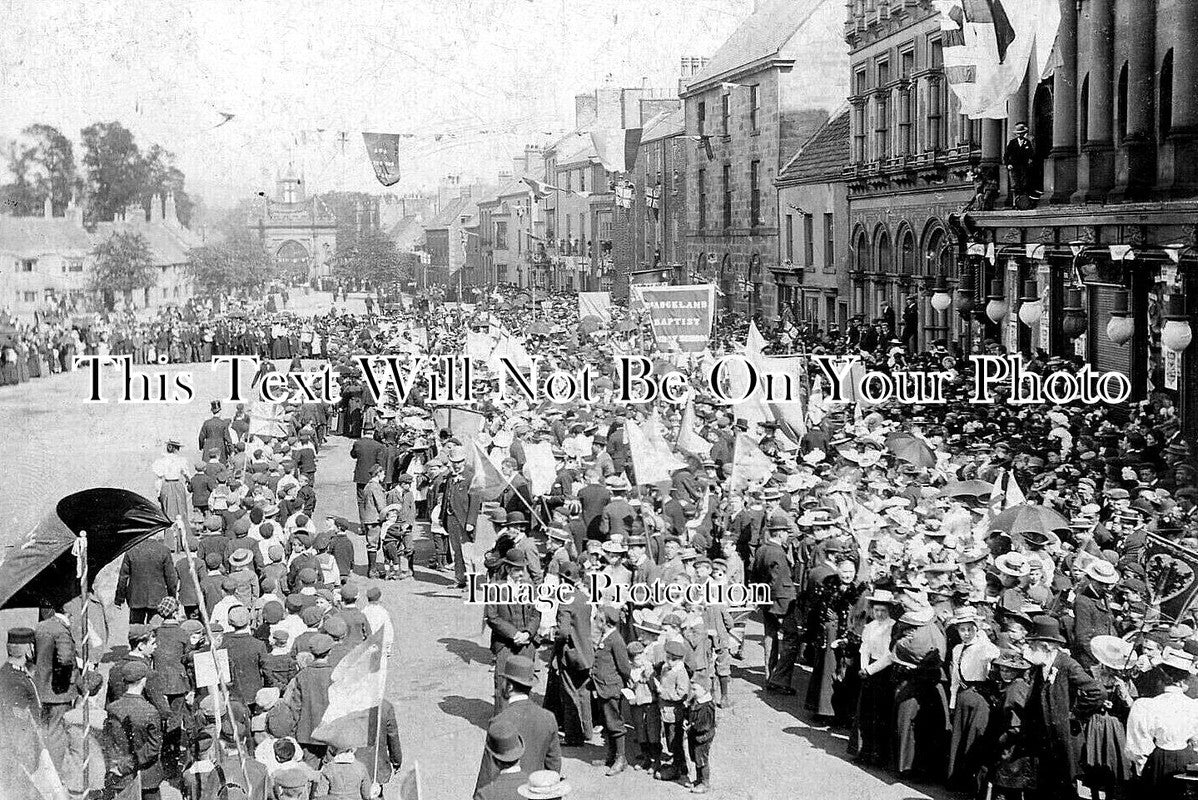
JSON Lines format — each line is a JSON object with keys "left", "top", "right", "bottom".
{"left": 989, "top": 503, "right": 1070, "bottom": 541}
{"left": 942, "top": 479, "right": 996, "bottom": 501}
{"left": 0, "top": 488, "right": 171, "bottom": 610}
{"left": 883, "top": 432, "right": 936, "bottom": 468}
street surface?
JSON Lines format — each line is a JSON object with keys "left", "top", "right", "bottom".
{"left": 0, "top": 293, "right": 948, "bottom": 800}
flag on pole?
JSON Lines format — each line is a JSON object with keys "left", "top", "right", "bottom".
{"left": 729, "top": 433, "right": 774, "bottom": 491}
{"left": 469, "top": 442, "right": 508, "bottom": 502}
{"left": 626, "top": 419, "right": 684, "bottom": 486}
{"left": 399, "top": 762, "right": 423, "bottom": 800}
{"left": 23, "top": 727, "right": 69, "bottom": 800}
{"left": 312, "top": 626, "right": 388, "bottom": 747}
{"left": 1003, "top": 472, "right": 1026, "bottom": 508}
{"left": 522, "top": 177, "right": 560, "bottom": 198}
{"left": 676, "top": 399, "right": 712, "bottom": 457}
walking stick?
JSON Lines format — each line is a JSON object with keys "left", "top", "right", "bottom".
{"left": 371, "top": 702, "right": 383, "bottom": 785}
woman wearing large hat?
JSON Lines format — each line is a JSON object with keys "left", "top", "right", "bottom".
{"left": 851, "top": 588, "right": 899, "bottom": 766}
{"left": 1125, "top": 648, "right": 1198, "bottom": 798}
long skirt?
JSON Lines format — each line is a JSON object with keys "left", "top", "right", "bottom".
{"left": 947, "top": 686, "right": 991, "bottom": 792}
{"left": 894, "top": 675, "right": 950, "bottom": 778}
{"left": 1081, "top": 711, "right": 1131, "bottom": 787}
{"left": 852, "top": 670, "right": 895, "bottom": 764}
{"left": 1142, "top": 747, "right": 1198, "bottom": 800}
{"left": 804, "top": 625, "right": 838, "bottom": 717}
{"left": 159, "top": 481, "right": 191, "bottom": 548}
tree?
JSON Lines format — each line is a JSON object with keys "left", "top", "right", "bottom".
{"left": 187, "top": 238, "right": 274, "bottom": 298}
{"left": 81, "top": 122, "right": 145, "bottom": 224}
{"left": 141, "top": 144, "right": 193, "bottom": 226}
{"left": 333, "top": 228, "right": 409, "bottom": 287}
{"left": 3, "top": 124, "right": 78, "bottom": 216}
{"left": 91, "top": 231, "right": 156, "bottom": 310}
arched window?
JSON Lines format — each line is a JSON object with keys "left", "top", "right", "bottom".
{"left": 924, "top": 225, "right": 953, "bottom": 277}
{"left": 875, "top": 228, "right": 891, "bottom": 273}
{"left": 1161, "top": 49, "right": 1174, "bottom": 140}
{"left": 1080, "top": 75, "right": 1090, "bottom": 143}
{"left": 854, "top": 229, "right": 870, "bottom": 272}
{"left": 1033, "top": 80, "right": 1054, "bottom": 165}
{"left": 898, "top": 228, "right": 915, "bottom": 274}
{"left": 1117, "top": 62, "right": 1129, "bottom": 143}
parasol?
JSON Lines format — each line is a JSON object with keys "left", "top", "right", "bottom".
{"left": 526, "top": 321, "right": 554, "bottom": 336}
{"left": 0, "top": 488, "right": 171, "bottom": 610}
{"left": 942, "top": 479, "right": 996, "bottom": 501}
{"left": 989, "top": 503, "right": 1071, "bottom": 540}
{"left": 614, "top": 319, "right": 638, "bottom": 333}
{"left": 883, "top": 432, "right": 936, "bottom": 468}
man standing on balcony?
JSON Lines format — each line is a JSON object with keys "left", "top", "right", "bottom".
{"left": 1004, "top": 123, "right": 1037, "bottom": 208}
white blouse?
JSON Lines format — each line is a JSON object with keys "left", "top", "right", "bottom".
{"left": 1125, "top": 686, "right": 1198, "bottom": 772}
{"left": 859, "top": 618, "right": 894, "bottom": 675}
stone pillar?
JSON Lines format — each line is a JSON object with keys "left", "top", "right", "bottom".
{"left": 1047, "top": 0, "right": 1078, "bottom": 203}
{"left": 1165, "top": 3, "right": 1198, "bottom": 196}
{"left": 1073, "top": 0, "right": 1115, "bottom": 203}
{"left": 1110, "top": 0, "right": 1156, "bottom": 202}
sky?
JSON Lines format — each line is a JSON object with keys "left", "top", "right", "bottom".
{"left": 0, "top": 0, "right": 752, "bottom": 207}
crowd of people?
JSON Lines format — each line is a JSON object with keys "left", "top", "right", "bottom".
{"left": 3, "top": 282, "right": 1198, "bottom": 800}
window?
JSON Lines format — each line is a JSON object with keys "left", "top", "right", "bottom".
{"left": 930, "top": 37, "right": 944, "bottom": 69}
{"left": 1161, "top": 50, "right": 1174, "bottom": 140}
{"left": 721, "top": 165, "right": 732, "bottom": 228}
{"left": 565, "top": 215, "right": 572, "bottom": 246}
{"left": 697, "top": 101, "right": 706, "bottom": 136}
{"left": 803, "top": 213, "right": 814, "bottom": 267}
{"left": 785, "top": 214, "right": 794, "bottom": 262}
{"left": 579, "top": 168, "right": 586, "bottom": 192}
{"left": 853, "top": 102, "right": 866, "bottom": 162}
{"left": 854, "top": 67, "right": 868, "bottom": 96}
{"left": 928, "top": 76, "right": 944, "bottom": 150}
{"left": 876, "top": 57, "right": 890, "bottom": 87}
{"left": 495, "top": 222, "right": 508, "bottom": 249}
{"left": 823, "top": 213, "right": 835, "bottom": 269}
{"left": 162, "top": 287, "right": 169, "bottom": 299}
{"left": 721, "top": 93, "right": 730, "bottom": 135}
{"left": 64, "top": 258, "right": 83, "bottom": 273}
{"left": 697, "top": 169, "right": 707, "bottom": 229}
{"left": 16, "top": 258, "right": 35, "bottom": 273}
{"left": 22, "top": 291, "right": 36, "bottom": 302}
{"left": 1117, "top": 61, "right": 1129, "bottom": 143}
{"left": 749, "top": 85, "right": 760, "bottom": 130}
{"left": 564, "top": 171, "right": 572, "bottom": 191}
{"left": 749, "top": 161, "right": 761, "bottom": 227}
{"left": 876, "top": 91, "right": 890, "bottom": 158}
{"left": 1080, "top": 76, "right": 1090, "bottom": 143}
{"left": 900, "top": 48, "right": 914, "bottom": 79}
{"left": 900, "top": 84, "right": 914, "bottom": 154}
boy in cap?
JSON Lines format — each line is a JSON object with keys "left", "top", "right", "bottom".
{"left": 655, "top": 638, "right": 691, "bottom": 782}
{"left": 685, "top": 679, "right": 717, "bottom": 794}
{"left": 101, "top": 659, "right": 164, "bottom": 800}
{"left": 313, "top": 730, "right": 379, "bottom": 800}
{"left": 287, "top": 632, "right": 336, "bottom": 764}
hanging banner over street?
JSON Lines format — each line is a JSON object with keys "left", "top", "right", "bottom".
{"left": 935, "top": 0, "right": 1060, "bottom": 119}
{"left": 629, "top": 283, "right": 716, "bottom": 353}
{"left": 362, "top": 132, "right": 403, "bottom": 187}
{"left": 578, "top": 291, "right": 613, "bottom": 325}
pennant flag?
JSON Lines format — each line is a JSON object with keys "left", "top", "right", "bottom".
{"left": 23, "top": 741, "right": 69, "bottom": 800}
{"left": 591, "top": 128, "right": 643, "bottom": 173}
{"left": 362, "top": 133, "right": 403, "bottom": 187}
{"left": 676, "top": 399, "right": 712, "bottom": 457}
{"left": 469, "top": 442, "right": 508, "bottom": 502}
{"left": 1003, "top": 471, "right": 1026, "bottom": 508}
{"left": 1143, "top": 533, "right": 1198, "bottom": 622}
{"left": 523, "top": 177, "right": 559, "bottom": 198}
{"left": 312, "top": 626, "right": 388, "bottom": 747}
{"left": 578, "top": 291, "right": 613, "bottom": 325}
{"left": 645, "top": 412, "right": 688, "bottom": 472}
{"left": 936, "top": 0, "right": 1060, "bottom": 119}
{"left": 729, "top": 433, "right": 774, "bottom": 491}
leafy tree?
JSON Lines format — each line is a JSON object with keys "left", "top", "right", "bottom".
{"left": 187, "top": 238, "right": 274, "bottom": 298}
{"left": 81, "top": 122, "right": 145, "bottom": 224}
{"left": 141, "top": 143, "right": 193, "bottom": 226}
{"left": 3, "top": 124, "right": 78, "bottom": 216}
{"left": 91, "top": 231, "right": 156, "bottom": 310}
{"left": 333, "top": 228, "right": 410, "bottom": 287}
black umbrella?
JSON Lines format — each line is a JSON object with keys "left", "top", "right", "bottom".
{"left": 0, "top": 488, "right": 171, "bottom": 610}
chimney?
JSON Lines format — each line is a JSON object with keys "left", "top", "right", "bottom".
{"left": 43, "top": 196, "right": 52, "bottom": 218}
{"left": 150, "top": 194, "right": 163, "bottom": 224}
{"left": 164, "top": 192, "right": 178, "bottom": 226}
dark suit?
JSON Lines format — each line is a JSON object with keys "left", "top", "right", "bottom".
{"left": 224, "top": 631, "right": 267, "bottom": 704}
{"left": 437, "top": 467, "right": 481, "bottom": 585}
{"left": 484, "top": 596, "right": 540, "bottom": 710}
{"left": 499, "top": 474, "right": 533, "bottom": 518}
{"left": 102, "top": 692, "right": 164, "bottom": 795}
{"left": 350, "top": 436, "right": 386, "bottom": 484}
{"left": 356, "top": 700, "right": 403, "bottom": 785}
{"left": 288, "top": 661, "right": 334, "bottom": 745}
{"left": 550, "top": 587, "right": 594, "bottom": 742}
{"left": 115, "top": 537, "right": 179, "bottom": 622}
{"left": 34, "top": 614, "right": 78, "bottom": 709}
{"left": 751, "top": 541, "right": 798, "bottom": 688}
{"left": 474, "top": 769, "right": 530, "bottom": 800}
{"left": 1024, "top": 650, "right": 1105, "bottom": 794}
{"left": 474, "top": 698, "right": 560, "bottom": 794}
{"left": 107, "top": 653, "right": 170, "bottom": 718}
{"left": 198, "top": 415, "right": 232, "bottom": 461}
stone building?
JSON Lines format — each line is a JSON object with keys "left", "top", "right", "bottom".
{"left": 247, "top": 169, "right": 338, "bottom": 283}
{"left": 775, "top": 109, "right": 852, "bottom": 331}
{"left": 964, "top": 0, "right": 1198, "bottom": 436}
{"left": 843, "top": 0, "right": 985, "bottom": 348}
{"left": 681, "top": 0, "right": 848, "bottom": 322}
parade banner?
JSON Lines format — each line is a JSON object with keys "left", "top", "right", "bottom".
{"left": 578, "top": 291, "right": 612, "bottom": 325}
{"left": 1143, "top": 532, "right": 1198, "bottom": 622}
{"left": 362, "top": 132, "right": 403, "bottom": 187}
{"left": 729, "top": 433, "right": 773, "bottom": 491}
{"left": 465, "top": 330, "right": 492, "bottom": 363}
{"left": 625, "top": 418, "right": 682, "bottom": 486}
{"left": 676, "top": 399, "right": 712, "bottom": 457}
{"left": 630, "top": 283, "right": 716, "bottom": 353}
{"left": 248, "top": 402, "right": 288, "bottom": 438}
{"left": 522, "top": 440, "right": 558, "bottom": 496}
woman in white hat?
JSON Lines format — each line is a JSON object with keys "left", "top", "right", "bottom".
{"left": 1125, "top": 647, "right": 1198, "bottom": 797}
{"left": 1078, "top": 635, "right": 1135, "bottom": 799}
{"left": 851, "top": 588, "right": 898, "bottom": 766}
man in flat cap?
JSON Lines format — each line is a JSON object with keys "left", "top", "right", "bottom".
{"left": 101, "top": 658, "right": 164, "bottom": 800}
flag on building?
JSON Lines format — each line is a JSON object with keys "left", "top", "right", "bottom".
{"left": 312, "top": 626, "right": 388, "bottom": 747}
{"left": 469, "top": 442, "right": 508, "bottom": 502}
{"left": 362, "top": 132, "right": 403, "bottom": 187}
{"left": 935, "top": 0, "right": 1060, "bottom": 118}
{"left": 523, "top": 177, "right": 560, "bottom": 198}
{"left": 646, "top": 183, "right": 661, "bottom": 220}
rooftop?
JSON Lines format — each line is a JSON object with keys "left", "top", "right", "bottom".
{"left": 777, "top": 108, "right": 850, "bottom": 185}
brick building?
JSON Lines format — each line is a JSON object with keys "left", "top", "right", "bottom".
{"left": 681, "top": 0, "right": 848, "bottom": 322}
{"left": 775, "top": 109, "right": 852, "bottom": 331}
{"left": 843, "top": 0, "right": 983, "bottom": 349}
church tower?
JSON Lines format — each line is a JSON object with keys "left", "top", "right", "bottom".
{"left": 276, "top": 165, "right": 305, "bottom": 204}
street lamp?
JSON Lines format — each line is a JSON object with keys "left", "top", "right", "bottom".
{"left": 1163, "top": 295, "right": 1193, "bottom": 352}
{"left": 1017, "top": 280, "right": 1042, "bottom": 326}
{"left": 1106, "top": 287, "right": 1134, "bottom": 346}
{"left": 930, "top": 275, "right": 953, "bottom": 313}
{"left": 1061, "top": 287, "right": 1088, "bottom": 340}
{"left": 985, "top": 279, "right": 1009, "bottom": 323}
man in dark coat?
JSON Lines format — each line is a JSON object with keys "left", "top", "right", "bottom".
{"left": 498, "top": 457, "right": 534, "bottom": 518}
{"left": 224, "top": 606, "right": 267, "bottom": 704}
{"left": 286, "top": 632, "right": 335, "bottom": 763}
{"left": 548, "top": 564, "right": 593, "bottom": 745}
{"left": 0, "top": 627, "right": 39, "bottom": 799}
{"left": 1004, "top": 122, "right": 1037, "bottom": 200}
{"left": 107, "top": 624, "right": 171, "bottom": 719}
{"left": 1022, "top": 615, "right": 1106, "bottom": 797}
{"left": 474, "top": 720, "right": 529, "bottom": 800}
{"left": 356, "top": 698, "right": 403, "bottom": 787}
{"left": 483, "top": 551, "right": 541, "bottom": 712}
{"left": 198, "top": 400, "right": 232, "bottom": 463}
{"left": 351, "top": 430, "right": 386, "bottom": 545}
{"left": 474, "top": 655, "right": 560, "bottom": 795}
{"left": 101, "top": 660, "right": 163, "bottom": 800}
{"left": 115, "top": 533, "right": 179, "bottom": 624}
{"left": 435, "top": 446, "right": 481, "bottom": 588}
{"left": 576, "top": 469, "right": 611, "bottom": 542}
{"left": 751, "top": 518, "right": 798, "bottom": 693}
{"left": 590, "top": 605, "right": 631, "bottom": 775}
{"left": 34, "top": 602, "right": 78, "bottom": 727}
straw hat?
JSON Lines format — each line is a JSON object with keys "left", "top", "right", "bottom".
{"left": 518, "top": 771, "right": 572, "bottom": 799}
{"left": 1089, "top": 635, "right": 1136, "bottom": 671}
